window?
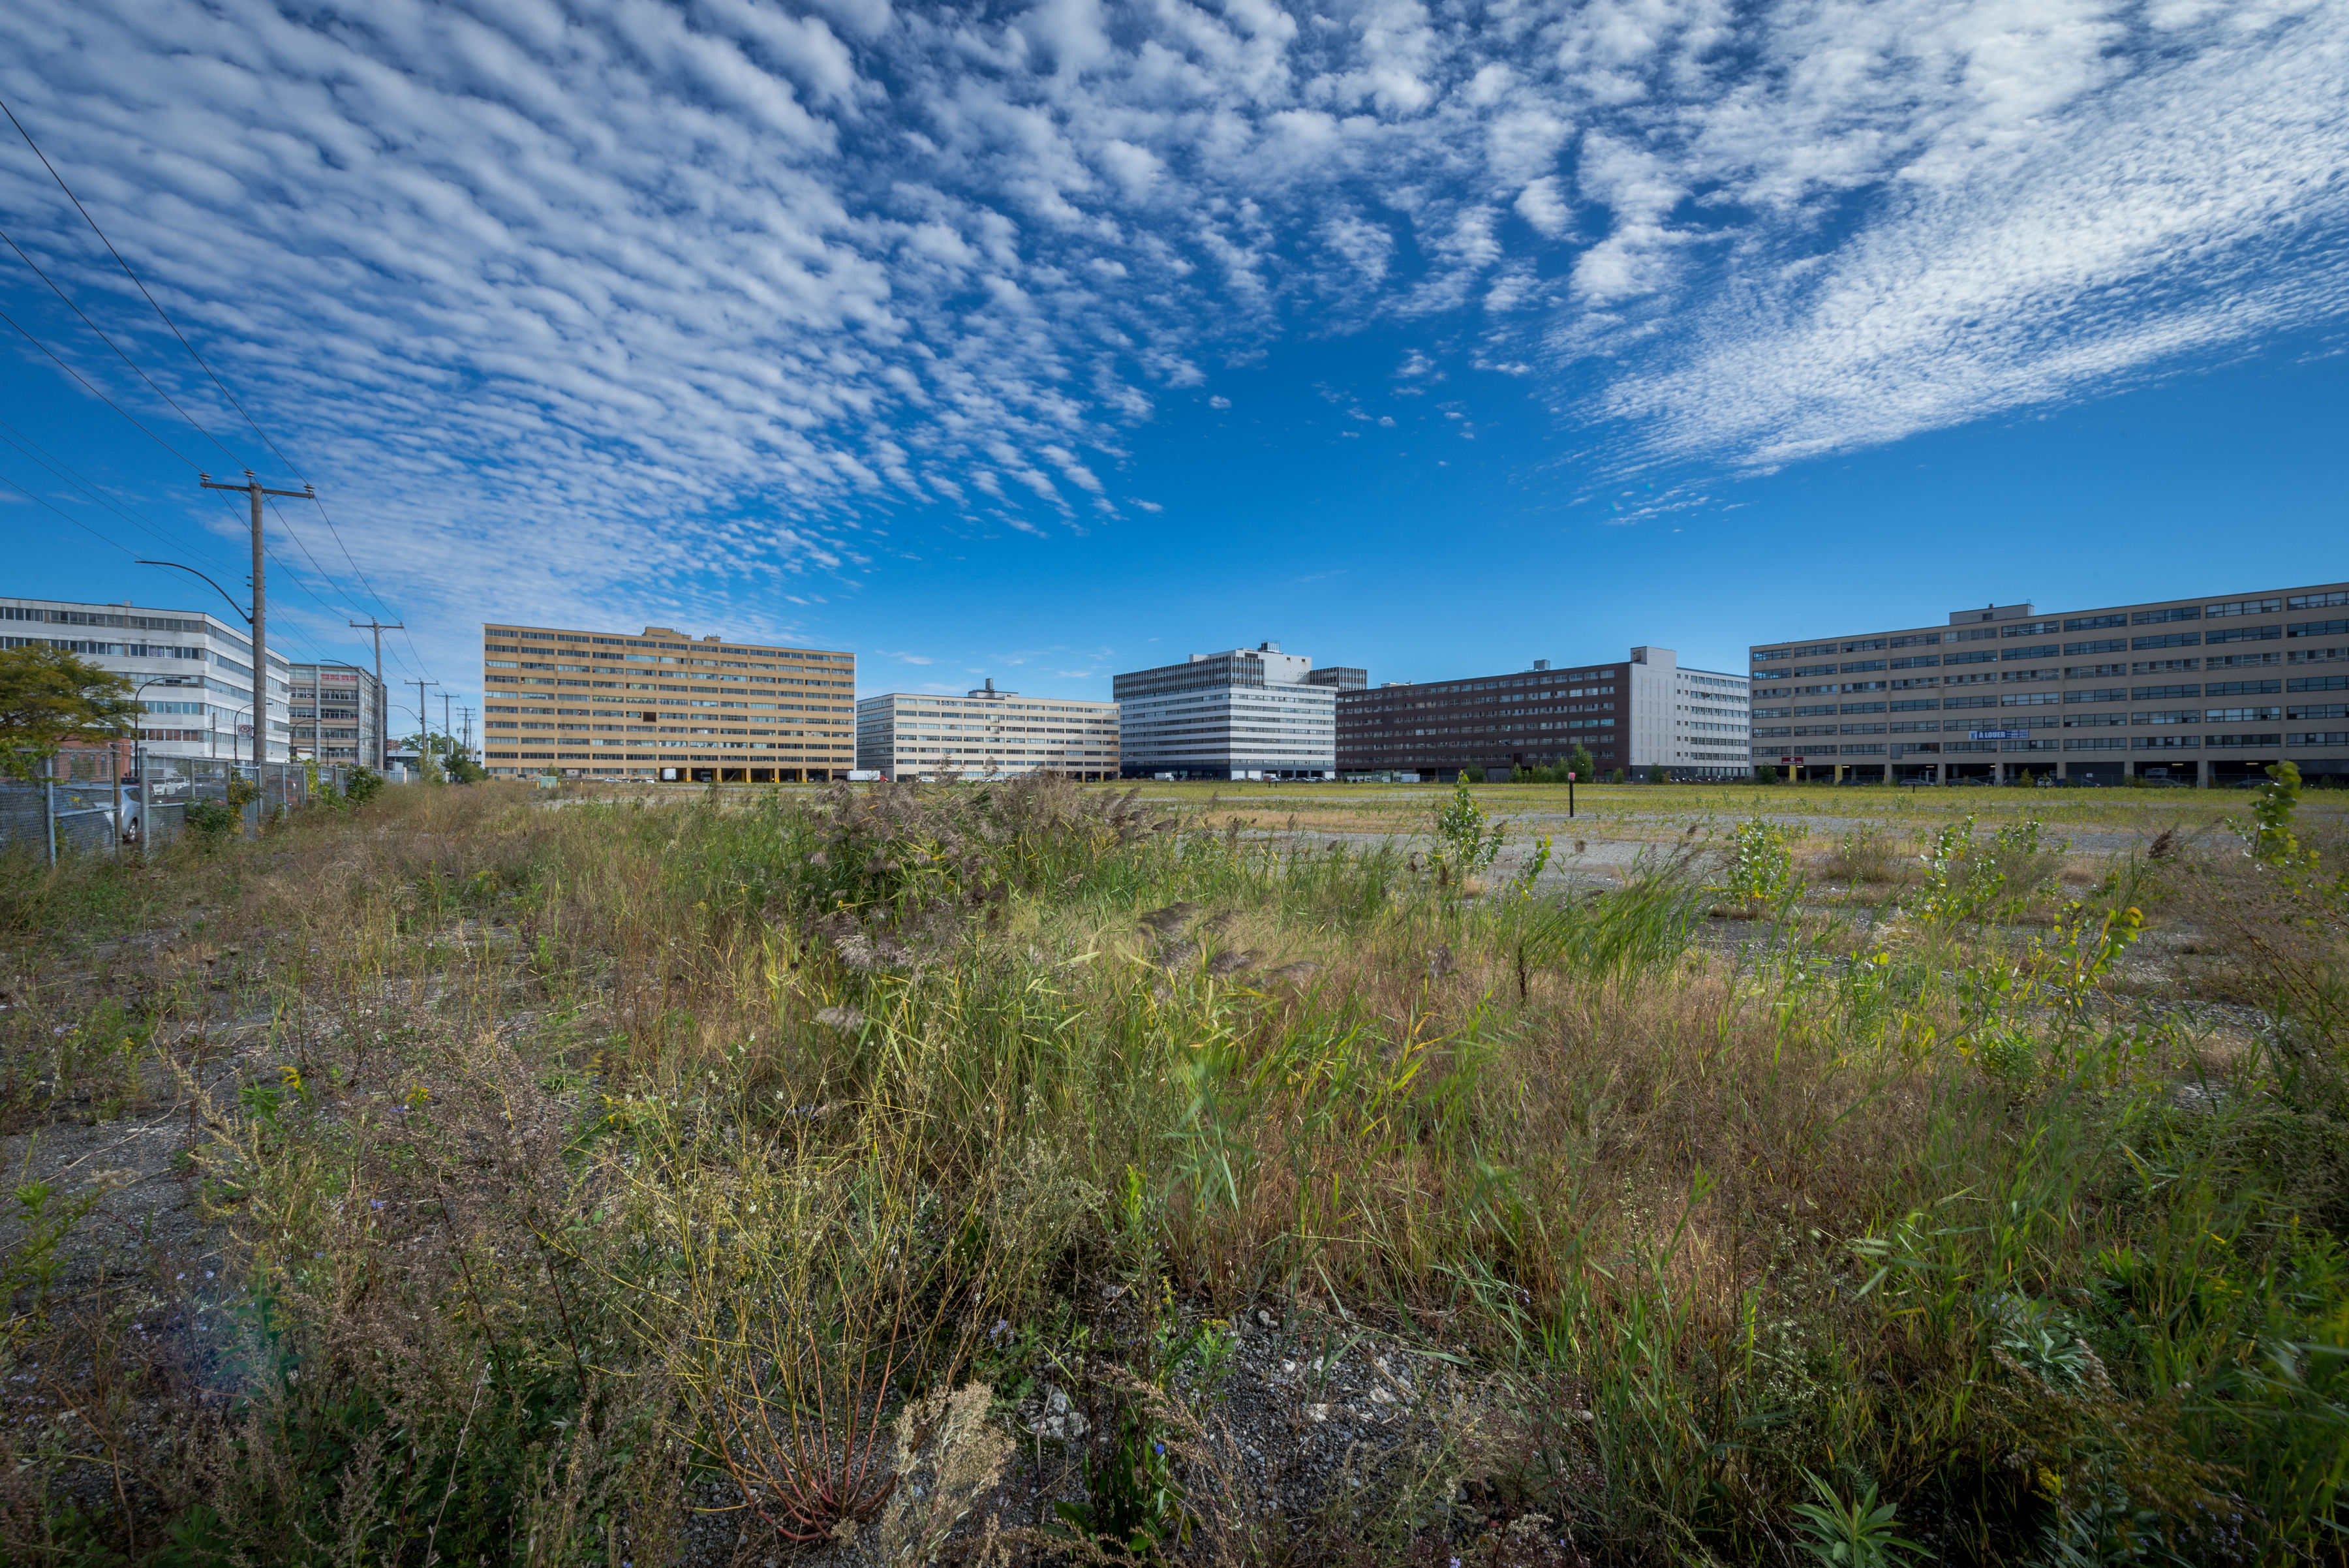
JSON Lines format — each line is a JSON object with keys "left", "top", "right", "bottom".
{"left": 2134, "top": 606, "right": 2201, "bottom": 624}
{"left": 2206, "top": 680, "right": 2282, "bottom": 697}
{"left": 1890, "top": 634, "right": 1941, "bottom": 648}
{"left": 2003, "top": 643, "right": 2059, "bottom": 660}
{"left": 2064, "top": 614, "right": 2128, "bottom": 632}
{"left": 1946, "top": 650, "right": 1997, "bottom": 666}
{"left": 2003, "top": 621, "right": 2062, "bottom": 638}
{"left": 2134, "top": 632, "right": 2201, "bottom": 650}
{"left": 1841, "top": 681, "right": 1887, "bottom": 693}
{"left": 1842, "top": 638, "right": 1888, "bottom": 653}
{"left": 1888, "top": 655, "right": 1939, "bottom": 669}
{"left": 1890, "top": 677, "right": 1939, "bottom": 690}
{"left": 2290, "top": 731, "right": 2349, "bottom": 746}
{"left": 2207, "top": 598, "right": 2282, "bottom": 618}
{"left": 2134, "top": 658, "right": 2200, "bottom": 675}
{"left": 2063, "top": 639, "right": 2126, "bottom": 656}
{"left": 2132, "top": 735, "right": 2196, "bottom": 750}
{"left": 1840, "top": 659, "right": 1887, "bottom": 673}
{"left": 1840, "top": 701, "right": 1886, "bottom": 714}
{"left": 2207, "top": 625, "right": 2280, "bottom": 645}
{"left": 2066, "top": 664, "right": 2127, "bottom": 679}
{"left": 2000, "top": 692, "right": 2059, "bottom": 706}
{"left": 1794, "top": 704, "right": 1836, "bottom": 716}
{"left": 1889, "top": 699, "right": 1939, "bottom": 711}
{"left": 2063, "top": 713, "right": 2125, "bottom": 727}
{"left": 2066, "top": 688, "right": 2126, "bottom": 704}
{"left": 2287, "top": 591, "right": 2349, "bottom": 611}
{"left": 2206, "top": 707, "right": 2281, "bottom": 723}
{"left": 2206, "top": 733, "right": 2282, "bottom": 748}
{"left": 1751, "top": 649, "right": 1791, "bottom": 662}
{"left": 2205, "top": 652, "right": 2280, "bottom": 671}
{"left": 2289, "top": 619, "right": 2349, "bottom": 639}
{"left": 2286, "top": 703, "right": 2346, "bottom": 722}
{"left": 1840, "top": 722, "right": 1886, "bottom": 734}
{"left": 2132, "top": 684, "right": 2200, "bottom": 700}
{"left": 2064, "top": 737, "right": 2126, "bottom": 750}
{"left": 2133, "top": 710, "right": 2199, "bottom": 725}
{"left": 1950, "top": 627, "right": 1999, "bottom": 642}
{"left": 1792, "top": 663, "right": 1838, "bottom": 677}
{"left": 2288, "top": 675, "right": 2348, "bottom": 693}
{"left": 1889, "top": 720, "right": 1939, "bottom": 733}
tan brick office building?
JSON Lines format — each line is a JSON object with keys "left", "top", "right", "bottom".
{"left": 1747, "top": 583, "right": 2349, "bottom": 785}
{"left": 481, "top": 623, "right": 855, "bottom": 781}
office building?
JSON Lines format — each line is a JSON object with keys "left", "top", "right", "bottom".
{"left": 1336, "top": 646, "right": 1751, "bottom": 780}
{"left": 1747, "top": 583, "right": 2349, "bottom": 784}
{"left": 288, "top": 662, "right": 388, "bottom": 769}
{"left": 1114, "top": 642, "right": 1342, "bottom": 780}
{"left": 1, "top": 595, "right": 290, "bottom": 763}
{"left": 855, "top": 680, "right": 1119, "bottom": 780}
{"left": 481, "top": 622, "right": 855, "bottom": 781}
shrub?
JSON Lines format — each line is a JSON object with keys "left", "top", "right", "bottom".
{"left": 183, "top": 798, "right": 239, "bottom": 844}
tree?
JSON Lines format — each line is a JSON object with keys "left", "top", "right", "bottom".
{"left": 1646, "top": 764, "right": 1669, "bottom": 785}
{"left": 0, "top": 645, "right": 137, "bottom": 782}
{"left": 1569, "top": 743, "right": 1596, "bottom": 779}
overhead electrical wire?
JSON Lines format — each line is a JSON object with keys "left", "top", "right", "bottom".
{"left": 0, "top": 92, "right": 408, "bottom": 637}
{"left": 0, "top": 467, "right": 136, "bottom": 558}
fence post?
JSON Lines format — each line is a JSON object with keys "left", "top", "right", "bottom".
{"left": 44, "top": 763, "right": 57, "bottom": 869}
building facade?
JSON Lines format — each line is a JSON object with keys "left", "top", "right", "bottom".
{"left": 1747, "top": 583, "right": 2349, "bottom": 784}
{"left": 855, "top": 680, "right": 1119, "bottom": 780}
{"left": 1114, "top": 643, "right": 1340, "bottom": 780}
{"left": 481, "top": 622, "right": 855, "bottom": 781}
{"left": 1335, "top": 646, "right": 1751, "bottom": 780}
{"left": 2, "top": 595, "right": 290, "bottom": 763}
{"left": 288, "top": 662, "right": 388, "bottom": 769}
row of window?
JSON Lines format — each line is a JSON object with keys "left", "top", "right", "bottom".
{"left": 1753, "top": 594, "right": 2349, "bottom": 664}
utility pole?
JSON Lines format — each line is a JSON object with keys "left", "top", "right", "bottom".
{"left": 200, "top": 469, "right": 314, "bottom": 770}
{"left": 442, "top": 693, "right": 453, "bottom": 761}
{"left": 349, "top": 618, "right": 404, "bottom": 771}
{"left": 413, "top": 679, "right": 438, "bottom": 774}
{"left": 460, "top": 705, "right": 474, "bottom": 757}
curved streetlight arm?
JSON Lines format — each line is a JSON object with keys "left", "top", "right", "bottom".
{"left": 136, "top": 560, "right": 251, "bottom": 625}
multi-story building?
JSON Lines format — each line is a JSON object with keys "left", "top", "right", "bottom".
{"left": 855, "top": 680, "right": 1120, "bottom": 780}
{"left": 1747, "top": 583, "right": 2349, "bottom": 784}
{"left": 1, "top": 595, "right": 290, "bottom": 763}
{"left": 480, "top": 622, "right": 855, "bottom": 781}
{"left": 288, "top": 662, "right": 388, "bottom": 769}
{"left": 1335, "top": 645, "right": 1751, "bottom": 780}
{"left": 1114, "top": 642, "right": 1342, "bottom": 780}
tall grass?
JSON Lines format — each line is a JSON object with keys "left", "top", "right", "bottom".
{"left": 0, "top": 775, "right": 2342, "bottom": 1562}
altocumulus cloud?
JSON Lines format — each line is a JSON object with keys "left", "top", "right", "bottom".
{"left": 0, "top": 0, "right": 2343, "bottom": 632}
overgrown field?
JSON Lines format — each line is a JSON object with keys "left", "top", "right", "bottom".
{"left": 1, "top": 775, "right": 2344, "bottom": 1566}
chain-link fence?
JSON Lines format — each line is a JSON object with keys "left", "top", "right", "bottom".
{"left": 0, "top": 753, "right": 349, "bottom": 863}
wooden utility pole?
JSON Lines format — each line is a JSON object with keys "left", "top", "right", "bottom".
{"left": 199, "top": 469, "right": 313, "bottom": 769}
{"left": 412, "top": 679, "right": 438, "bottom": 775}
{"left": 349, "top": 618, "right": 404, "bottom": 771}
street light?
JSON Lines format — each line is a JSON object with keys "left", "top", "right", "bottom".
{"left": 123, "top": 675, "right": 199, "bottom": 852}
{"left": 138, "top": 559, "right": 269, "bottom": 769}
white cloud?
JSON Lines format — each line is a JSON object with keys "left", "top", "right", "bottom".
{"left": 0, "top": 0, "right": 2337, "bottom": 692}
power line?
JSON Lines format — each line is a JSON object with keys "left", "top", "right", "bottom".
{"left": 0, "top": 466, "right": 136, "bottom": 558}
{"left": 0, "top": 303, "right": 197, "bottom": 468}
{"left": 0, "top": 221, "right": 242, "bottom": 465}
{"left": 0, "top": 93, "right": 405, "bottom": 630}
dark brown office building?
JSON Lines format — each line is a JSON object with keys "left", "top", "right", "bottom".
{"left": 1337, "top": 659, "right": 1626, "bottom": 778}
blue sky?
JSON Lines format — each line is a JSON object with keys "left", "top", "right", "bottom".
{"left": 1, "top": 0, "right": 2344, "bottom": 728}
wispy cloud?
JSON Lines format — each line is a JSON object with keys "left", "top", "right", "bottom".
{"left": 0, "top": 0, "right": 2339, "bottom": 686}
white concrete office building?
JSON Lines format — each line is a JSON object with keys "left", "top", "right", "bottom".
{"left": 1748, "top": 583, "right": 2349, "bottom": 784}
{"left": 1113, "top": 642, "right": 1338, "bottom": 780}
{"left": 856, "top": 681, "right": 1120, "bottom": 780}
{"left": 1, "top": 595, "right": 290, "bottom": 763}
{"left": 1624, "top": 645, "right": 1754, "bottom": 778}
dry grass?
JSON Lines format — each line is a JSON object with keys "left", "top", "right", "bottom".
{"left": 0, "top": 775, "right": 2342, "bottom": 1564}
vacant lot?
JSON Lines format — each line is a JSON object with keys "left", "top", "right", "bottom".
{"left": 1, "top": 776, "right": 2343, "bottom": 1565}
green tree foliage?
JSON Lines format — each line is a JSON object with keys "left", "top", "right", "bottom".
{"left": 0, "top": 644, "right": 136, "bottom": 782}
{"left": 1569, "top": 743, "right": 1597, "bottom": 779}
